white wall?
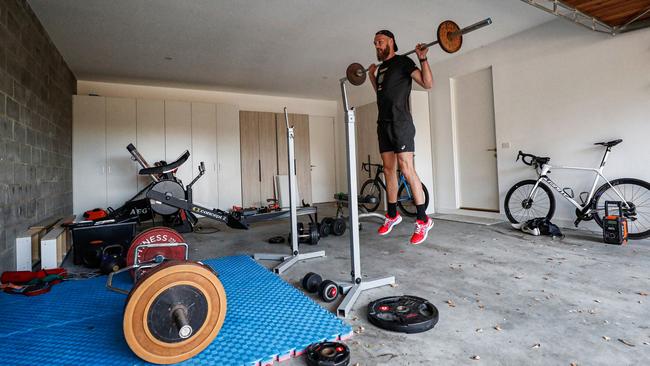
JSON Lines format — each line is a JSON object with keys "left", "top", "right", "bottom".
{"left": 429, "top": 19, "right": 650, "bottom": 227}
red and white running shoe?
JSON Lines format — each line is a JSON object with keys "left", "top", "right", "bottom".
{"left": 378, "top": 213, "right": 403, "bottom": 235}
{"left": 410, "top": 217, "right": 434, "bottom": 245}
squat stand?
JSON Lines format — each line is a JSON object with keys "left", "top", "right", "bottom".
{"left": 335, "top": 80, "right": 395, "bottom": 318}
{"left": 253, "top": 108, "right": 325, "bottom": 274}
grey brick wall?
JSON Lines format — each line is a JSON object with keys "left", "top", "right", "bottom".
{"left": 0, "top": 0, "right": 76, "bottom": 272}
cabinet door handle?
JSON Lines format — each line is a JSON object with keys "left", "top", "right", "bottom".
{"left": 258, "top": 160, "right": 261, "bottom": 182}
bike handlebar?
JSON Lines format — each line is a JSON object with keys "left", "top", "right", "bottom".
{"left": 361, "top": 162, "right": 383, "bottom": 172}
{"left": 516, "top": 150, "right": 550, "bottom": 167}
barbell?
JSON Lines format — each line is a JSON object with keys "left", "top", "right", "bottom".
{"left": 345, "top": 18, "right": 493, "bottom": 86}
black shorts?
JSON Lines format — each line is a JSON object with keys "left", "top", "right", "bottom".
{"left": 377, "top": 120, "right": 415, "bottom": 154}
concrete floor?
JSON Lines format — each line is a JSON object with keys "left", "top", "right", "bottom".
{"left": 179, "top": 204, "right": 650, "bottom": 366}
{"left": 64, "top": 204, "right": 650, "bottom": 365}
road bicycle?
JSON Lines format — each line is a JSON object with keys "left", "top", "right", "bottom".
{"left": 504, "top": 139, "right": 650, "bottom": 239}
{"left": 359, "top": 162, "right": 429, "bottom": 216}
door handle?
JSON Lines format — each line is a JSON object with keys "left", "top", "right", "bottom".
{"left": 486, "top": 148, "right": 497, "bottom": 152}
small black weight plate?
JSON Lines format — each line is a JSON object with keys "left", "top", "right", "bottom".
{"left": 302, "top": 272, "right": 322, "bottom": 293}
{"left": 308, "top": 223, "right": 320, "bottom": 245}
{"left": 318, "top": 280, "right": 339, "bottom": 303}
{"left": 367, "top": 295, "right": 439, "bottom": 334}
{"left": 268, "top": 236, "right": 285, "bottom": 244}
{"left": 321, "top": 217, "right": 335, "bottom": 230}
{"left": 306, "top": 341, "right": 351, "bottom": 366}
{"left": 318, "top": 222, "right": 330, "bottom": 238}
{"left": 332, "top": 218, "right": 346, "bottom": 236}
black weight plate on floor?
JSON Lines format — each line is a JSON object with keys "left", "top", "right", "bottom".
{"left": 332, "top": 218, "right": 346, "bottom": 236}
{"left": 318, "top": 280, "right": 339, "bottom": 303}
{"left": 367, "top": 295, "right": 438, "bottom": 333}
{"left": 302, "top": 272, "right": 323, "bottom": 293}
{"left": 318, "top": 222, "right": 330, "bottom": 238}
{"left": 268, "top": 236, "right": 285, "bottom": 244}
{"left": 306, "top": 341, "right": 350, "bottom": 366}
{"left": 322, "top": 217, "right": 335, "bottom": 230}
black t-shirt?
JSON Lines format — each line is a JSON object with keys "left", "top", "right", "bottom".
{"left": 376, "top": 55, "right": 418, "bottom": 122}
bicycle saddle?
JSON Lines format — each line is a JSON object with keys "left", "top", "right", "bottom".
{"left": 138, "top": 150, "right": 190, "bottom": 175}
{"left": 594, "top": 139, "right": 622, "bottom": 148}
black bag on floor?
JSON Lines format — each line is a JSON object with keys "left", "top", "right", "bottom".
{"left": 519, "top": 217, "right": 563, "bottom": 238}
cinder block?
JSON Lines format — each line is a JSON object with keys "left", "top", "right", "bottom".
{"left": 0, "top": 71, "right": 11, "bottom": 96}
{"left": 0, "top": 115, "right": 12, "bottom": 138}
{"left": 5, "top": 140, "right": 18, "bottom": 162}
{"left": 13, "top": 162, "right": 26, "bottom": 185}
{"left": 19, "top": 143, "right": 30, "bottom": 164}
{"left": 13, "top": 120, "right": 24, "bottom": 142}
{"left": 6, "top": 97, "right": 18, "bottom": 120}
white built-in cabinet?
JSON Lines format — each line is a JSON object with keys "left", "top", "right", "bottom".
{"left": 73, "top": 95, "right": 242, "bottom": 215}
{"left": 72, "top": 96, "right": 107, "bottom": 212}
{"left": 106, "top": 98, "right": 138, "bottom": 206}
{"left": 135, "top": 99, "right": 165, "bottom": 191}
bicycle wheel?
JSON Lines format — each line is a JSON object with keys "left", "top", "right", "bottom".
{"left": 592, "top": 178, "right": 650, "bottom": 239}
{"left": 359, "top": 179, "right": 382, "bottom": 212}
{"left": 504, "top": 179, "right": 555, "bottom": 224}
{"left": 397, "top": 183, "right": 429, "bottom": 217}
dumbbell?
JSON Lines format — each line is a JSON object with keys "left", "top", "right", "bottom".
{"left": 289, "top": 222, "right": 320, "bottom": 245}
{"left": 301, "top": 272, "right": 340, "bottom": 303}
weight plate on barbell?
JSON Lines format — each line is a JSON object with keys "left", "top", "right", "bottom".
{"left": 126, "top": 227, "right": 186, "bottom": 278}
{"left": 123, "top": 261, "right": 226, "bottom": 364}
{"left": 346, "top": 62, "right": 366, "bottom": 86}
{"left": 437, "top": 20, "right": 462, "bottom": 54}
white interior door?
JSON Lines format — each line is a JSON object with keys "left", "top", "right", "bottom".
{"left": 164, "top": 101, "right": 193, "bottom": 186}
{"left": 191, "top": 102, "right": 218, "bottom": 210}
{"left": 72, "top": 95, "right": 107, "bottom": 214}
{"left": 452, "top": 67, "right": 499, "bottom": 212}
{"left": 309, "top": 116, "right": 336, "bottom": 203}
{"left": 106, "top": 97, "right": 137, "bottom": 208}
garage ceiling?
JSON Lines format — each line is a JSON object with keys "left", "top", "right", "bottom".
{"left": 522, "top": 0, "right": 650, "bottom": 34}
{"left": 27, "top": 0, "right": 553, "bottom": 99}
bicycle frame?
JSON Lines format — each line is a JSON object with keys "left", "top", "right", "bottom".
{"left": 526, "top": 148, "right": 630, "bottom": 213}
{"left": 364, "top": 164, "right": 413, "bottom": 201}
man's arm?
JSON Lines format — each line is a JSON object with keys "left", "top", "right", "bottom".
{"left": 411, "top": 43, "right": 433, "bottom": 89}
{"left": 368, "top": 64, "right": 378, "bottom": 92}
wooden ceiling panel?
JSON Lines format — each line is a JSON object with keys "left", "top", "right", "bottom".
{"left": 561, "top": 0, "right": 650, "bottom": 27}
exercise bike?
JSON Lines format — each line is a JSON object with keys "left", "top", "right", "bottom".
{"left": 127, "top": 144, "right": 247, "bottom": 230}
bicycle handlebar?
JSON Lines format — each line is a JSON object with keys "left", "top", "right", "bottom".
{"left": 361, "top": 162, "right": 383, "bottom": 172}
{"left": 516, "top": 150, "right": 550, "bottom": 167}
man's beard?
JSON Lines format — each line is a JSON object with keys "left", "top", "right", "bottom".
{"left": 376, "top": 47, "right": 390, "bottom": 61}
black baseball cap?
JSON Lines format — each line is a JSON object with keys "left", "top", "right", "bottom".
{"left": 375, "top": 29, "right": 398, "bottom": 52}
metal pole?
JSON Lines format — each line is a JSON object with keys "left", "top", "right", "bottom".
{"left": 340, "top": 81, "right": 361, "bottom": 284}
{"left": 286, "top": 108, "right": 299, "bottom": 254}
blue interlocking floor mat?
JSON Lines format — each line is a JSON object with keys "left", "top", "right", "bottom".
{"left": 0, "top": 255, "right": 352, "bottom": 366}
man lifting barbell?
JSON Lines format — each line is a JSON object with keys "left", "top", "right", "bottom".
{"left": 369, "top": 30, "right": 434, "bottom": 245}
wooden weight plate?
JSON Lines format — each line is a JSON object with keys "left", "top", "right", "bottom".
{"left": 126, "top": 227, "right": 186, "bottom": 277}
{"left": 124, "top": 261, "right": 227, "bottom": 364}
{"left": 346, "top": 63, "right": 366, "bottom": 86}
{"left": 437, "top": 20, "right": 462, "bottom": 54}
